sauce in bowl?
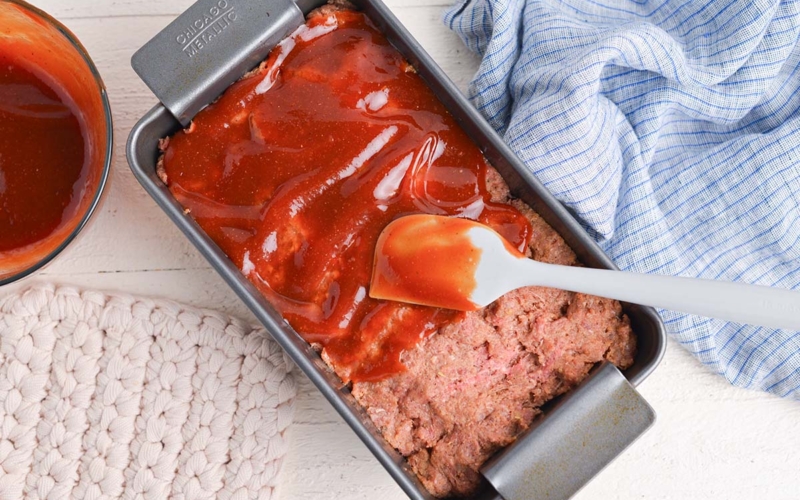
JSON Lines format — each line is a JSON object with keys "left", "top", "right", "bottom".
{"left": 0, "top": 58, "right": 88, "bottom": 252}
{"left": 0, "top": 0, "right": 111, "bottom": 283}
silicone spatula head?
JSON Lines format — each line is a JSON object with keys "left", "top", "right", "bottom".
{"left": 369, "top": 214, "right": 526, "bottom": 311}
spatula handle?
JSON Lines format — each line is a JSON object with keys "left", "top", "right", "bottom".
{"left": 524, "top": 261, "right": 800, "bottom": 330}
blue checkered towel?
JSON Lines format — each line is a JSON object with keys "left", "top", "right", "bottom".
{"left": 445, "top": 0, "right": 800, "bottom": 398}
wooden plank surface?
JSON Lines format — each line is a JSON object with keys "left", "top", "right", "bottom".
{"left": 6, "top": 1, "right": 800, "bottom": 498}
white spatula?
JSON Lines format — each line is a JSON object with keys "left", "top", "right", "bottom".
{"left": 369, "top": 214, "right": 800, "bottom": 330}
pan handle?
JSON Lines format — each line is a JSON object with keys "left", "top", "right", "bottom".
{"left": 131, "top": 0, "right": 304, "bottom": 127}
{"left": 481, "top": 363, "right": 655, "bottom": 500}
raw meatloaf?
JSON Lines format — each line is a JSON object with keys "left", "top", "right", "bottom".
{"left": 159, "top": 3, "right": 636, "bottom": 498}
{"left": 352, "top": 168, "right": 635, "bottom": 497}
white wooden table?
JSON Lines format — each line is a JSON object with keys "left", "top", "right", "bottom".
{"left": 7, "top": 1, "right": 800, "bottom": 498}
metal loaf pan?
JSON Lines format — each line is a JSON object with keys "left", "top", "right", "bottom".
{"left": 127, "top": 0, "right": 667, "bottom": 498}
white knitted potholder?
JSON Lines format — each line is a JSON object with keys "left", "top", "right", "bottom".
{"left": 0, "top": 285, "right": 296, "bottom": 500}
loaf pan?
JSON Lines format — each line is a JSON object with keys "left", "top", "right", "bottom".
{"left": 127, "top": 0, "right": 667, "bottom": 498}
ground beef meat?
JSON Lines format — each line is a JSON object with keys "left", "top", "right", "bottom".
{"left": 309, "top": 0, "right": 356, "bottom": 18}
{"left": 351, "top": 168, "right": 635, "bottom": 498}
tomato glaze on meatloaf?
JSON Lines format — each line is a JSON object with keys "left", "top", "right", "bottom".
{"left": 158, "top": 3, "right": 636, "bottom": 497}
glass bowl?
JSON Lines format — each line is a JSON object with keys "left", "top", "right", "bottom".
{"left": 0, "top": 0, "right": 113, "bottom": 286}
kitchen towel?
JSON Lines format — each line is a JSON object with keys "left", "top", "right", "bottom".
{"left": 0, "top": 285, "right": 296, "bottom": 499}
{"left": 445, "top": 0, "right": 800, "bottom": 398}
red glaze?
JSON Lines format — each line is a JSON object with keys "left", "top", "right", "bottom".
{"left": 0, "top": 57, "right": 87, "bottom": 252}
{"left": 370, "top": 215, "right": 484, "bottom": 311}
{"left": 162, "top": 11, "right": 532, "bottom": 382}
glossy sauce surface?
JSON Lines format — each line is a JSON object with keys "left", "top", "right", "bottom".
{"left": 0, "top": 56, "right": 87, "bottom": 252}
{"left": 163, "top": 11, "right": 532, "bottom": 381}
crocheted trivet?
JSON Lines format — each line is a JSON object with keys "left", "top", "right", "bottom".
{"left": 0, "top": 285, "right": 296, "bottom": 500}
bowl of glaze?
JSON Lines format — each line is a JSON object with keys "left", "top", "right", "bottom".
{"left": 0, "top": 0, "right": 112, "bottom": 285}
